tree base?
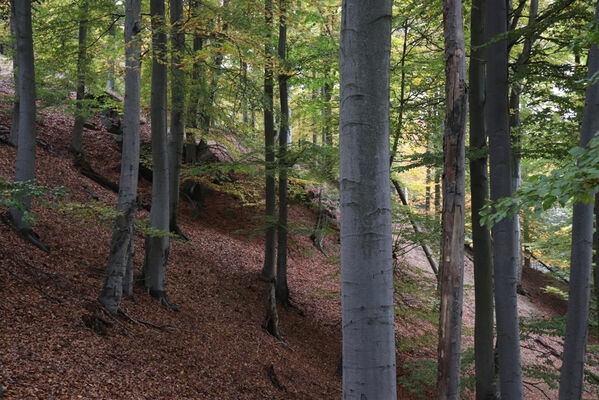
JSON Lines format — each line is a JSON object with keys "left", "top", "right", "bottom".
{"left": 1, "top": 212, "right": 49, "bottom": 252}
{"left": 149, "top": 289, "right": 180, "bottom": 312}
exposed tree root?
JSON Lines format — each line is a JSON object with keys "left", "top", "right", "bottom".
{"left": 149, "top": 289, "right": 180, "bottom": 312}
{"left": 1, "top": 212, "right": 49, "bottom": 252}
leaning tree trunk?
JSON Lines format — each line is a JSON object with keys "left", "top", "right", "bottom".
{"left": 558, "top": 2, "right": 599, "bottom": 397}
{"left": 276, "top": 0, "right": 290, "bottom": 307}
{"left": 168, "top": 0, "right": 185, "bottom": 235}
{"left": 261, "top": 0, "right": 280, "bottom": 339}
{"left": 9, "top": 0, "right": 36, "bottom": 231}
{"left": 595, "top": 194, "right": 599, "bottom": 337}
{"left": 485, "top": 0, "right": 523, "bottom": 397}
{"left": 9, "top": 0, "right": 19, "bottom": 147}
{"left": 469, "top": 0, "right": 496, "bottom": 398}
{"left": 98, "top": 0, "right": 142, "bottom": 314}
{"left": 437, "top": 0, "right": 468, "bottom": 398}
{"left": 70, "top": 0, "right": 89, "bottom": 155}
{"left": 339, "top": 1, "right": 396, "bottom": 398}
{"left": 143, "top": 0, "right": 172, "bottom": 307}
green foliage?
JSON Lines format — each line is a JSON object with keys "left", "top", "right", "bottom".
{"left": 397, "top": 359, "right": 437, "bottom": 399}
{"left": 481, "top": 137, "right": 599, "bottom": 228}
{"left": 0, "top": 177, "right": 67, "bottom": 225}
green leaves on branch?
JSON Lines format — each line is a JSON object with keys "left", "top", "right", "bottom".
{"left": 480, "top": 137, "right": 599, "bottom": 228}
{"left": 0, "top": 177, "right": 67, "bottom": 225}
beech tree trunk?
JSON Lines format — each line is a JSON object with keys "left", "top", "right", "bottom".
{"left": 485, "top": 0, "right": 523, "bottom": 397}
{"left": 437, "top": 0, "right": 468, "bottom": 397}
{"left": 469, "top": 0, "right": 496, "bottom": 397}
{"left": 70, "top": 0, "right": 89, "bottom": 155}
{"left": 276, "top": 0, "right": 290, "bottom": 307}
{"left": 9, "top": 0, "right": 36, "bottom": 231}
{"left": 143, "top": 0, "right": 171, "bottom": 306}
{"left": 261, "top": 0, "right": 279, "bottom": 338}
{"left": 9, "top": 0, "right": 18, "bottom": 147}
{"left": 98, "top": 0, "right": 141, "bottom": 314}
{"left": 558, "top": 2, "right": 599, "bottom": 397}
{"left": 339, "top": 1, "right": 396, "bottom": 398}
{"left": 168, "top": 0, "right": 185, "bottom": 234}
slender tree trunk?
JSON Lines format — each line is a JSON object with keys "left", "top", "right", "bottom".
{"left": 485, "top": 0, "right": 523, "bottom": 397}
{"left": 437, "top": 1, "right": 468, "bottom": 397}
{"left": 9, "top": 0, "right": 19, "bottom": 147}
{"left": 98, "top": 0, "right": 142, "bottom": 314}
{"left": 340, "top": 1, "right": 396, "bottom": 398}
{"left": 9, "top": 0, "right": 36, "bottom": 231}
{"left": 168, "top": 0, "right": 185, "bottom": 235}
{"left": 389, "top": 21, "right": 408, "bottom": 168}
{"left": 558, "top": 3, "right": 599, "bottom": 397}
{"left": 261, "top": 0, "right": 279, "bottom": 338}
{"left": 242, "top": 62, "right": 249, "bottom": 125}
{"left": 435, "top": 169, "right": 441, "bottom": 216}
{"left": 106, "top": 23, "right": 116, "bottom": 91}
{"left": 510, "top": 0, "right": 538, "bottom": 292}
{"left": 276, "top": 0, "right": 290, "bottom": 307}
{"left": 470, "top": 0, "right": 496, "bottom": 398}
{"left": 425, "top": 167, "right": 431, "bottom": 213}
{"left": 143, "top": 0, "right": 172, "bottom": 307}
{"left": 188, "top": 0, "right": 203, "bottom": 132}
{"left": 70, "top": 0, "right": 89, "bottom": 155}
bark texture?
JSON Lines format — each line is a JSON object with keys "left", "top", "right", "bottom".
{"left": 339, "top": 1, "right": 396, "bottom": 398}
{"left": 469, "top": 0, "right": 496, "bottom": 397}
{"left": 276, "top": 0, "right": 290, "bottom": 306}
{"left": 70, "top": 0, "right": 89, "bottom": 155}
{"left": 168, "top": 0, "right": 185, "bottom": 234}
{"left": 485, "top": 1, "right": 523, "bottom": 397}
{"left": 437, "top": 0, "right": 468, "bottom": 397}
{"left": 558, "top": 2, "right": 599, "bottom": 397}
{"left": 143, "top": 0, "right": 171, "bottom": 304}
{"left": 262, "top": 0, "right": 276, "bottom": 281}
{"left": 9, "top": 0, "right": 19, "bottom": 147}
{"left": 9, "top": 0, "right": 36, "bottom": 230}
{"left": 98, "top": 0, "right": 141, "bottom": 314}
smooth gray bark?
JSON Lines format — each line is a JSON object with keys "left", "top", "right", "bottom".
{"left": 276, "top": 0, "right": 290, "bottom": 306}
{"left": 98, "top": 0, "right": 141, "bottom": 314}
{"left": 340, "top": 1, "right": 396, "bottom": 398}
{"left": 469, "top": 0, "right": 496, "bottom": 398}
{"left": 143, "top": 0, "right": 171, "bottom": 304}
{"left": 168, "top": 0, "right": 185, "bottom": 234}
{"left": 437, "top": 0, "right": 468, "bottom": 397}
{"left": 9, "top": 0, "right": 36, "bottom": 231}
{"left": 70, "top": 0, "right": 89, "bottom": 155}
{"left": 558, "top": 2, "right": 599, "bottom": 397}
{"left": 9, "top": 0, "right": 19, "bottom": 147}
{"left": 485, "top": 0, "right": 523, "bottom": 397}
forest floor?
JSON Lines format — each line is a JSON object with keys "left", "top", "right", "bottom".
{"left": 0, "top": 76, "right": 596, "bottom": 399}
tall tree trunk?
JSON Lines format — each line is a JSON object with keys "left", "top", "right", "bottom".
{"left": 242, "top": 61, "right": 249, "bottom": 125}
{"left": 435, "top": 169, "right": 441, "bottom": 216}
{"left": 143, "top": 0, "right": 172, "bottom": 308}
{"left": 594, "top": 194, "right": 599, "bottom": 337}
{"left": 389, "top": 20, "right": 408, "bottom": 168}
{"left": 276, "top": 0, "right": 290, "bottom": 307}
{"left": 485, "top": 0, "right": 523, "bottom": 397}
{"left": 470, "top": 0, "right": 496, "bottom": 398}
{"left": 9, "top": 0, "right": 36, "bottom": 231}
{"left": 186, "top": 0, "right": 203, "bottom": 164}
{"left": 437, "top": 0, "right": 468, "bottom": 397}
{"left": 9, "top": 0, "right": 19, "bottom": 147}
{"left": 168, "top": 0, "right": 185, "bottom": 235}
{"left": 425, "top": 167, "right": 431, "bottom": 213}
{"left": 558, "top": 2, "right": 599, "bottom": 397}
{"left": 98, "top": 0, "right": 142, "bottom": 314}
{"left": 509, "top": 0, "right": 538, "bottom": 293}
{"left": 261, "top": 0, "right": 279, "bottom": 338}
{"left": 70, "top": 0, "right": 89, "bottom": 155}
{"left": 340, "top": 1, "right": 396, "bottom": 398}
